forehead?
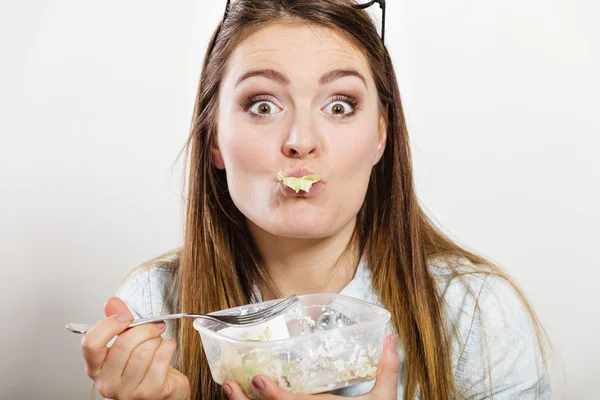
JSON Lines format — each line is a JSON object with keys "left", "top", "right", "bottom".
{"left": 225, "top": 21, "right": 373, "bottom": 88}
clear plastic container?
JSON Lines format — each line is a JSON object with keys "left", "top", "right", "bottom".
{"left": 193, "top": 293, "right": 390, "bottom": 399}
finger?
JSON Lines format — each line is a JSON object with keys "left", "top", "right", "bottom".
{"left": 104, "top": 296, "right": 134, "bottom": 319}
{"left": 161, "top": 367, "right": 191, "bottom": 400}
{"left": 120, "top": 336, "right": 162, "bottom": 392}
{"left": 249, "top": 375, "right": 301, "bottom": 400}
{"left": 101, "top": 321, "right": 167, "bottom": 378}
{"left": 81, "top": 313, "right": 134, "bottom": 378}
{"left": 366, "top": 334, "right": 400, "bottom": 399}
{"left": 136, "top": 337, "right": 178, "bottom": 393}
{"left": 223, "top": 379, "right": 257, "bottom": 400}
{"left": 224, "top": 376, "right": 337, "bottom": 400}
{"left": 222, "top": 380, "right": 246, "bottom": 400}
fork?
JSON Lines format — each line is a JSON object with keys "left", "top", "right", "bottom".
{"left": 66, "top": 294, "right": 299, "bottom": 334}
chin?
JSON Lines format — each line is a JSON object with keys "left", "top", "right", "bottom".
{"left": 260, "top": 214, "right": 334, "bottom": 239}
{"left": 273, "top": 227, "right": 330, "bottom": 239}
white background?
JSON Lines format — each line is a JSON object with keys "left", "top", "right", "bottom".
{"left": 1, "top": 1, "right": 598, "bottom": 398}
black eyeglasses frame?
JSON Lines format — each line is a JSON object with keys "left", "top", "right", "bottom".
{"left": 221, "top": 0, "right": 386, "bottom": 44}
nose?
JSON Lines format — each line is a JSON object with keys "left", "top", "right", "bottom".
{"left": 282, "top": 111, "right": 320, "bottom": 158}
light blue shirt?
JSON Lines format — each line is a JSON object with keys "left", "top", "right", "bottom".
{"left": 117, "top": 255, "right": 550, "bottom": 399}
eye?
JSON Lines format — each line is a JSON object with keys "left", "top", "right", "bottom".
{"left": 322, "top": 95, "right": 359, "bottom": 118}
{"left": 250, "top": 101, "right": 281, "bottom": 115}
{"left": 328, "top": 102, "right": 349, "bottom": 115}
{"left": 241, "top": 96, "right": 283, "bottom": 118}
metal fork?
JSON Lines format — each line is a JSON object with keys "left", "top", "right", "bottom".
{"left": 66, "top": 294, "right": 299, "bottom": 334}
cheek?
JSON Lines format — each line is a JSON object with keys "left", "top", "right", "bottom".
{"left": 218, "top": 96, "right": 269, "bottom": 173}
{"left": 227, "top": 139, "right": 259, "bottom": 172}
{"left": 219, "top": 125, "right": 281, "bottom": 213}
{"left": 222, "top": 135, "right": 269, "bottom": 216}
{"left": 333, "top": 123, "right": 379, "bottom": 173}
{"left": 220, "top": 124, "right": 274, "bottom": 173}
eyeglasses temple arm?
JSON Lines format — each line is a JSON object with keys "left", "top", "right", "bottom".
{"left": 223, "top": 0, "right": 231, "bottom": 23}
{"left": 223, "top": 0, "right": 385, "bottom": 43}
{"left": 352, "top": 0, "right": 386, "bottom": 43}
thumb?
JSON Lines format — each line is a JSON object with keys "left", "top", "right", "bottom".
{"left": 165, "top": 367, "right": 191, "bottom": 399}
{"left": 368, "top": 334, "right": 400, "bottom": 398}
{"left": 104, "top": 296, "right": 133, "bottom": 319}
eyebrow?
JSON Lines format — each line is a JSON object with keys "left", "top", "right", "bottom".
{"left": 234, "top": 68, "right": 368, "bottom": 90}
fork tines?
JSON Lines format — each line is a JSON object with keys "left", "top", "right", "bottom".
{"left": 217, "top": 294, "right": 299, "bottom": 325}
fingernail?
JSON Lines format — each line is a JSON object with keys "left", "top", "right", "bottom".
{"left": 252, "top": 377, "right": 265, "bottom": 391}
{"left": 155, "top": 322, "right": 166, "bottom": 330}
{"left": 388, "top": 334, "right": 398, "bottom": 353}
{"left": 222, "top": 384, "right": 232, "bottom": 397}
{"left": 117, "top": 314, "right": 131, "bottom": 323}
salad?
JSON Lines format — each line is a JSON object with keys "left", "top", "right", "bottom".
{"left": 215, "top": 334, "right": 379, "bottom": 398}
{"left": 213, "top": 309, "right": 380, "bottom": 398}
{"left": 195, "top": 294, "right": 390, "bottom": 400}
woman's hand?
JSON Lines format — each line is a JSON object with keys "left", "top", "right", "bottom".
{"left": 222, "top": 334, "right": 400, "bottom": 400}
{"left": 80, "top": 296, "right": 190, "bottom": 400}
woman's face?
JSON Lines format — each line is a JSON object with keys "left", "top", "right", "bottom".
{"left": 214, "top": 22, "right": 386, "bottom": 239}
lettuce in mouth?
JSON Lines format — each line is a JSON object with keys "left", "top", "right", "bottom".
{"left": 277, "top": 172, "right": 320, "bottom": 193}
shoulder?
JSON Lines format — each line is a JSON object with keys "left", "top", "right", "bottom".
{"left": 428, "top": 255, "right": 530, "bottom": 329}
{"left": 429, "top": 256, "right": 497, "bottom": 333}
{"left": 428, "top": 256, "right": 550, "bottom": 398}
{"left": 116, "top": 252, "right": 178, "bottom": 319}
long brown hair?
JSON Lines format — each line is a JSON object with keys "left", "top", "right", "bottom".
{"left": 160, "top": 1, "right": 548, "bottom": 398}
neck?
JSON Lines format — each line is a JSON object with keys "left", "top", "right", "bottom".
{"left": 247, "top": 219, "right": 360, "bottom": 300}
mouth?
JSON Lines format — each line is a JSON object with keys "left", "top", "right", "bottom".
{"left": 279, "top": 168, "right": 319, "bottom": 179}
{"left": 280, "top": 181, "right": 324, "bottom": 197}
{"left": 277, "top": 169, "right": 322, "bottom": 196}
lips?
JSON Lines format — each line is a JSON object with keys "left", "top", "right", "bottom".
{"left": 277, "top": 168, "right": 323, "bottom": 196}
{"left": 281, "top": 181, "right": 323, "bottom": 197}
{"left": 280, "top": 168, "right": 318, "bottom": 179}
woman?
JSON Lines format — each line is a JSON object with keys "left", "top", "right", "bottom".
{"left": 80, "top": 0, "right": 550, "bottom": 399}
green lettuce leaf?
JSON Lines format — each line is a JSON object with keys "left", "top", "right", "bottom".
{"left": 277, "top": 172, "right": 320, "bottom": 193}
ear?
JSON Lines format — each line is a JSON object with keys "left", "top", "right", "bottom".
{"left": 211, "top": 143, "right": 226, "bottom": 170}
{"left": 373, "top": 111, "right": 388, "bottom": 165}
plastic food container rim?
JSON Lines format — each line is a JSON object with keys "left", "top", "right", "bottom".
{"left": 193, "top": 292, "right": 391, "bottom": 347}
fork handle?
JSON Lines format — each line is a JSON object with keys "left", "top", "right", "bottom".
{"left": 128, "top": 313, "right": 196, "bottom": 328}
{"left": 65, "top": 313, "right": 201, "bottom": 334}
